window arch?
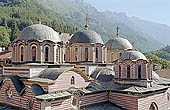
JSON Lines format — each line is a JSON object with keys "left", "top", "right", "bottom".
{"left": 127, "top": 65, "right": 130, "bottom": 79}
{"left": 71, "top": 76, "right": 75, "bottom": 85}
{"left": 119, "top": 53, "right": 122, "bottom": 57}
{"left": 149, "top": 102, "right": 158, "bottom": 110}
{"left": 56, "top": 49, "right": 59, "bottom": 62}
{"left": 31, "top": 45, "right": 37, "bottom": 62}
{"left": 44, "top": 46, "right": 50, "bottom": 62}
{"left": 119, "top": 65, "right": 121, "bottom": 78}
{"left": 138, "top": 65, "right": 142, "bottom": 79}
{"left": 96, "top": 47, "right": 99, "bottom": 61}
{"left": 111, "top": 53, "right": 114, "bottom": 62}
{"left": 20, "top": 46, "right": 24, "bottom": 62}
{"left": 85, "top": 48, "right": 88, "bottom": 61}
{"left": 66, "top": 48, "right": 70, "bottom": 62}
{"left": 75, "top": 47, "right": 78, "bottom": 62}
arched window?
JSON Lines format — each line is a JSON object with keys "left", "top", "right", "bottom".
{"left": 119, "top": 65, "right": 121, "bottom": 78}
{"left": 71, "top": 76, "right": 75, "bottom": 85}
{"left": 56, "top": 49, "right": 59, "bottom": 62}
{"left": 75, "top": 48, "right": 78, "bottom": 61}
{"left": 127, "top": 65, "right": 130, "bottom": 79}
{"left": 111, "top": 53, "right": 114, "bottom": 62}
{"left": 96, "top": 47, "right": 99, "bottom": 61}
{"left": 138, "top": 65, "right": 142, "bottom": 79}
{"left": 45, "top": 46, "right": 49, "bottom": 62}
{"left": 85, "top": 48, "right": 88, "bottom": 61}
{"left": 32, "top": 46, "right": 36, "bottom": 62}
{"left": 149, "top": 102, "right": 158, "bottom": 110}
{"left": 119, "top": 53, "right": 122, "bottom": 57}
{"left": 67, "top": 48, "right": 70, "bottom": 62}
{"left": 20, "top": 46, "right": 24, "bottom": 62}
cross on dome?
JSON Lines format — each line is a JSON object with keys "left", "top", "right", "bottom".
{"left": 116, "top": 25, "right": 120, "bottom": 37}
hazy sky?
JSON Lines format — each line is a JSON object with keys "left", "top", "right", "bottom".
{"left": 87, "top": 0, "right": 170, "bottom": 26}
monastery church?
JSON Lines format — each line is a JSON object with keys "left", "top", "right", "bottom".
{"left": 0, "top": 16, "right": 170, "bottom": 110}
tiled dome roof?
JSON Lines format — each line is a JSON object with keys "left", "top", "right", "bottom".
{"left": 69, "top": 30, "right": 104, "bottom": 44}
{"left": 16, "top": 24, "right": 61, "bottom": 42}
{"left": 119, "top": 51, "right": 147, "bottom": 61}
{"left": 105, "top": 37, "right": 133, "bottom": 50}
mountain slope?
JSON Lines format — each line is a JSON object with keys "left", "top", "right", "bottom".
{"left": 0, "top": 0, "right": 78, "bottom": 41}
{"left": 151, "top": 45, "right": 170, "bottom": 61}
{"left": 0, "top": 0, "right": 166, "bottom": 52}
{"left": 37, "top": 0, "right": 164, "bottom": 52}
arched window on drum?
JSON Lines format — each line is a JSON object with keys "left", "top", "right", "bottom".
{"left": 75, "top": 47, "right": 78, "bottom": 62}
{"left": 44, "top": 45, "right": 50, "bottom": 62}
{"left": 20, "top": 45, "right": 24, "bottom": 62}
{"left": 96, "top": 47, "right": 99, "bottom": 61}
{"left": 85, "top": 48, "right": 88, "bottom": 61}
{"left": 31, "top": 45, "right": 37, "bottom": 62}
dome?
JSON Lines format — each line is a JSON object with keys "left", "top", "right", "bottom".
{"left": 119, "top": 51, "right": 147, "bottom": 61}
{"left": 90, "top": 68, "right": 115, "bottom": 82}
{"left": 105, "top": 37, "right": 133, "bottom": 50}
{"left": 16, "top": 24, "right": 61, "bottom": 42}
{"left": 69, "top": 30, "right": 104, "bottom": 44}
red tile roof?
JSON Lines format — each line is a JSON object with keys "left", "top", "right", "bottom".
{"left": 155, "top": 69, "right": 170, "bottom": 79}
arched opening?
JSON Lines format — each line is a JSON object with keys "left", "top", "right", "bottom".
{"left": 71, "top": 76, "right": 75, "bottom": 85}
{"left": 127, "top": 65, "right": 130, "bottom": 79}
{"left": 96, "top": 47, "right": 99, "bottom": 61}
{"left": 85, "top": 48, "right": 88, "bottom": 61}
{"left": 75, "top": 47, "right": 78, "bottom": 62}
{"left": 149, "top": 102, "right": 158, "bottom": 110}
{"left": 138, "top": 65, "right": 142, "bottom": 79}
{"left": 45, "top": 46, "right": 49, "bottom": 62}
{"left": 119, "top": 53, "right": 122, "bottom": 57}
{"left": 111, "top": 53, "right": 114, "bottom": 62}
{"left": 66, "top": 48, "right": 70, "bottom": 62}
{"left": 20, "top": 46, "right": 24, "bottom": 62}
{"left": 32, "top": 46, "right": 37, "bottom": 62}
{"left": 56, "top": 49, "right": 59, "bottom": 62}
{"left": 119, "top": 65, "right": 121, "bottom": 78}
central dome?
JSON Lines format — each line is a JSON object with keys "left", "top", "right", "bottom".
{"left": 16, "top": 24, "right": 61, "bottom": 42}
{"left": 69, "top": 30, "right": 104, "bottom": 44}
{"left": 105, "top": 37, "right": 133, "bottom": 50}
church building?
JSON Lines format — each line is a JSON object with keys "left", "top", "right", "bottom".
{"left": 0, "top": 16, "right": 170, "bottom": 110}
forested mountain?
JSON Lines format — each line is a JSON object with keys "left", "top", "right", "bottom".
{"left": 150, "top": 45, "right": 170, "bottom": 61}
{"left": 146, "top": 45, "right": 170, "bottom": 69}
{"left": 0, "top": 0, "right": 78, "bottom": 48}
{"left": 146, "top": 53, "right": 170, "bottom": 69}
{"left": 0, "top": 0, "right": 170, "bottom": 52}
{"left": 38, "top": 0, "right": 164, "bottom": 52}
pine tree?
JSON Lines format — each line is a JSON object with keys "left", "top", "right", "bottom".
{"left": 0, "top": 26, "right": 10, "bottom": 48}
{"left": 10, "top": 19, "right": 20, "bottom": 42}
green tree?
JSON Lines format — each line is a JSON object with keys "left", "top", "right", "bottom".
{"left": 0, "top": 26, "right": 10, "bottom": 48}
{"left": 10, "top": 20, "right": 20, "bottom": 42}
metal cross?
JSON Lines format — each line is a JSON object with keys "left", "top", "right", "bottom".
{"left": 37, "top": 8, "right": 41, "bottom": 24}
{"left": 116, "top": 25, "right": 120, "bottom": 37}
{"left": 85, "top": 14, "right": 89, "bottom": 26}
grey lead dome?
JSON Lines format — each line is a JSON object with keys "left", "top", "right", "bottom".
{"left": 105, "top": 37, "right": 133, "bottom": 50}
{"left": 69, "top": 30, "right": 104, "bottom": 44}
{"left": 119, "top": 51, "right": 147, "bottom": 61}
{"left": 16, "top": 24, "right": 61, "bottom": 42}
